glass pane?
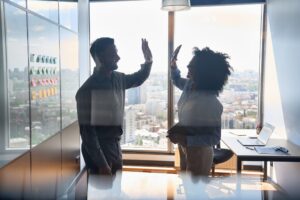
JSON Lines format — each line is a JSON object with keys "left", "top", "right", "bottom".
{"left": 60, "top": 28, "right": 79, "bottom": 129}
{"left": 5, "top": 3, "right": 30, "bottom": 150}
{"left": 90, "top": 0, "right": 168, "bottom": 150}
{"left": 28, "top": 0, "right": 58, "bottom": 23}
{"left": 59, "top": 1, "right": 78, "bottom": 32}
{"left": 174, "top": 5, "right": 262, "bottom": 130}
{"left": 28, "top": 13, "right": 60, "bottom": 146}
{"left": 9, "top": 0, "right": 26, "bottom": 8}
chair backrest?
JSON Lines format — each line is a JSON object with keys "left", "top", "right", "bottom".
{"left": 213, "top": 148, "right": 233, "bottom": 164}
{"left": 211, "top": 146, "right": 233, "bottom": 176}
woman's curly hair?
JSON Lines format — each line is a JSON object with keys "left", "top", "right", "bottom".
{"left": 190, "top": 47, "right": 233, "bottom": 95}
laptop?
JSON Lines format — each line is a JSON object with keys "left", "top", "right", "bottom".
{"left": 237, "top": 123, "right": 275, "bottom": 146}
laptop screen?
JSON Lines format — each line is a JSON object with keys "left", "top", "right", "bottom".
{"left": 258, "top": 123, "right": 275, "bottom": 144}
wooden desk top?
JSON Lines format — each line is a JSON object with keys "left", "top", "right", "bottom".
{"left": 88, "top": 171, "right": 287, "bottom": 199}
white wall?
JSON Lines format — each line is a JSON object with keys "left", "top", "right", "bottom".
{"left": 264, "top": 0, "right": 300, "bottom": 197}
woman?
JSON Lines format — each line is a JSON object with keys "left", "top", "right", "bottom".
{"left": 169, "top": 45, "right": 233, "bottom": 176}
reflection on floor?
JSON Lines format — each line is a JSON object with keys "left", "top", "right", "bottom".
{"left": 88, "top": 169, "right": 288, "bottom": 200}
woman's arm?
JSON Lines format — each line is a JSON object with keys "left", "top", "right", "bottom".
{"left": 170, "top": 45, "right": 187, "bottom": 90}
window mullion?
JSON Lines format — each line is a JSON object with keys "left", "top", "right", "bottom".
{"left": 167, "top": 11, "right": 175, "bottom": 153}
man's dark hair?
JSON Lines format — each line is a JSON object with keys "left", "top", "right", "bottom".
{"left": 90, "top": 37, "right": 114, "bottom": 60}
{"left": 191, "top": 47, "right": 233, "bottom": 95}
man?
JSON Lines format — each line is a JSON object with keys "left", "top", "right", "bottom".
{"left": 76, "top": 38, "right": 152, "bottom": 175}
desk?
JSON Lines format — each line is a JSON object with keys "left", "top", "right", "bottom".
{"left": 88, "top": 171, "right": 287, "bottom": 199}
{"left": 222, "top": 135, "right": 300, "bottom": 181}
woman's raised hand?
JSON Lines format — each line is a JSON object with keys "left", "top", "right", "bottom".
{"left": 171, "top": 45, "right": 182, "bottom": 69}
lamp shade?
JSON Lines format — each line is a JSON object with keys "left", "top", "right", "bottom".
{"left": 162, "top": 0, "right": 191, "bottom": 11}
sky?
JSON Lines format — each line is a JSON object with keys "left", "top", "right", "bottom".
{"left": 90, "top": 0, "right": 262, "bottom": 74}
{"left": 4, "top": 0, "right": 262, "bottom": 75}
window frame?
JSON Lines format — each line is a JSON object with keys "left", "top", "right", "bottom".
{"left": 0, "top": 0, "right": 266, "bottom": 163}
{"left": 89, "top": 0, "right": 265, "bottom": 156}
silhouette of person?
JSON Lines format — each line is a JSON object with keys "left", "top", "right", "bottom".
{"left": 168, "top": 45, "right": 232, "bottom": 176}
{"left": 76, "top": 37, "right": 152, "bottom": 175}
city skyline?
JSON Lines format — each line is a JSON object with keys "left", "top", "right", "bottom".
{"left": 121, "top": 70, "right": 259, "bottom": 148}
{"left": 7, "top": 62, "right": 259, "bottom": 150}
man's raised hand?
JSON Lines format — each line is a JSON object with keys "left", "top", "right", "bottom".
{"left": 142, "top": 38, "right": 152, "bottom": 64}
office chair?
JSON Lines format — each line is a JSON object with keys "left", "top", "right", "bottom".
{"left": 211, "top": 143, "right": 233, "bottom": 176}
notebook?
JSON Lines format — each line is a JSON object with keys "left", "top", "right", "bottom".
{"left": 237, "top": 123, "right": 275, "bottom": 146}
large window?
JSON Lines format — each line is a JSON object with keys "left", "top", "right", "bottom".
{"left": 174, "top": 5, "right": 262, "bottom": 129}
{"left": 90, "top": 2, "right": 262, "bottom": 153}
{"left": 4, "top": 3, "right": 30, "bottom": 150}
{"left": 90, "top": 0, "right": 168, "bottom": 150}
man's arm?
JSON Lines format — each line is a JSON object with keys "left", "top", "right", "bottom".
{"left": 125, "top": 38, "right": 152, "bottom": 89}
{"left": 76, "top": 86, "right": 111, "bottom": 174}
{"left": 80, "top": 125, "right": 112, "bottom": 174}
{"left": 125, "top": 62, "right": 152, "bottom": 89}
{"left": 76, "top": 88, "right": 91, "bottom": 125}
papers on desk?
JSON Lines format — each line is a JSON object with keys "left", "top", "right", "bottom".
{"left": 254, "top": 147, "right": 276, "bottom": 154}
{"left": 228, "top": 131, "right": 246, "bottom": 136}
{"left": 254, "top": 146, "right": 289, "bottom": 154}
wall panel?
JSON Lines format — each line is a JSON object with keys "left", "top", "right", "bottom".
{"left": 0, "top": 153, "right": 31, "bottom": 199}
{"left": 61, "top": 122, "right": 80, "bottom": 195}
{"left": 31, "top": 133, "right": 62, "bottom": 199}
{"left": 264, "top": 0, "right": 300, "bottom": 197}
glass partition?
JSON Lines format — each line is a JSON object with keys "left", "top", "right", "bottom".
{"left": 4, "top": 3, "right": 30, "bottom": 150}
{"left": 28, "top": 13, "right": 60, "bottom": 146}
{"left": 9, "top": 0, "right": 26, "bottom": 8}
{"left": 59, "top": 1, "right": 78, "bottom": 32}
{"left": 1, "top": 0, "right": 79, "bottom": 167}
{"left": 60, "top": 27, "right": 79, "bottom": 129}
{"left": 0, "top": 2, "right": 30, "bottom": 169}
{"left": 27, "top": 0, "right": 58, "bottom": 23}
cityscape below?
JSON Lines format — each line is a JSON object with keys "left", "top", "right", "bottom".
{"left": 8, "top": 68, "right": 258, "bottom": 150}
{"left": 121, "top": 70, "right": 258, "bottom": 149}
